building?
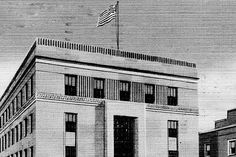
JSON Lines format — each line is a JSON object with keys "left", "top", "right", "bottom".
{"left": 0, "top": 38, "right": 198, "bottom": 157}
{"left": 199, "top": 108, "right": 236, "bottom": 157}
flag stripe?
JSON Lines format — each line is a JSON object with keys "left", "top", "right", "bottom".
{"left": 97, "top": 4, "right": 117, "bottom": 27}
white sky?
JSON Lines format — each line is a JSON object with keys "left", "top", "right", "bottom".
{"left": 1, "top": 0, "right": 236, "bottom": 132}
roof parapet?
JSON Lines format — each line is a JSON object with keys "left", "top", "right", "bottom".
{"left": 36, "top": 37, "right": 196, "bottom": 68}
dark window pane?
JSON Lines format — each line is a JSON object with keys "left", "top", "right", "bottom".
{"left": 93, "top": 78, "right": 105, "bottom": 98}
{"left": 120, "top": 81, "right": 130, "bottom": 101}
{"left": 65, "top": 113, "right": 77, "bottom": 132}
{"left": 145, "top": 84, "right": 155, "bottom": 103}
{"left": 66, "top": 146, "right": 76, "bottom": 157}
{"left": 65, "top": 75, "right": 77, "bottom": 96}
{"left": 167, "top": 87, "right": 178, "bottom": 106}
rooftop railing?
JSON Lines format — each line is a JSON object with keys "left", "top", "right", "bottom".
{"left": 36, "top": 37, "right": 196, "bottom": 68}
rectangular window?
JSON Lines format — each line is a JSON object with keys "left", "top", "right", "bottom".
{"left": 145, "top": 84, "right": 155, "bottom": 103}
{"left": 205, "top": 144, "right": 210, "bottom": 157}
{"left": 12, "top": 101, "right": 15, "bottom": 116}
{"left": 8, "top": 106, "right": 10, "bottom": 121}
{"left": 4, "top": 134, "right": 6, "bottom": 149}
{"left": 30, "top": 146, "right": 33, "bottom": 157}
{"left": 15, "top": 152, "right": 18, "bottom": 157}
{"left": 66, "top": 146, "right": 76, "bottom": 157}
{"left": 65, "top": 113, "right": 77, "bottom": 132}
{"left": 65, "top": 75, "right": 77, "bottom": 96}
{"left": 167, "top": 87, "right": 178, "bottom": 106}
{"left": 24, "top": 148, "right": 27, "bottom": 157}
{"left": 229, "top": 140, "right": 236, "bottom": 156}
{"left": 25, "top": 83, "right": 28, "bottom": 101}
{"left": 11, "top": 128, "right": 14, "bottom": 145}
{"left": 18, "top": 92, "right": 22, "bottom": 108}
{"left": 24, "top": 118, "right": 28, "bottom": 137}
{"left": 16, "top": 125, "right": 19, "bottom": 142}
{"left": 93, "top": 78, "right": 105, "bottom": 98}
{"left": 19, "top": 150, "right": 22, "bottom": 157}
{"left": 20, "top": 122, "right": 23, "bottom": 140}
{"left": 8, "top": 131, "right": 10, "bottom": 147}
{"left": 22, "top": 86, "right": 26, "bottom": 105}
{"left": 15, "top": 97, "right": 18, "bottom": 112}
{"left": 31, "top": 75, "right": 34, "bottom": 96}
{"left": 168, "top": 120, "right": 178, "bottom": 157}
{"left": 2, "top": 136, "right": 4, "bottom": 151}
{"left": 29, "top": 114, "right": 33, "bottom": 133}
{"left": 119, "top": 81, "right": 131, "bottom": 101}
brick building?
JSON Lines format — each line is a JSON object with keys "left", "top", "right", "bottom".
{"left": 0, "top": 38, "right": 198, "bottom": 157}
{"left": 199, "top": 108, "right": 236, "bottom": 157}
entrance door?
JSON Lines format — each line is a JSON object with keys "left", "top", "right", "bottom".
{"left": 114, "top": 116, "right": 135, "bottom": 157}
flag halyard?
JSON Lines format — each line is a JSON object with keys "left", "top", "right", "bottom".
{"left": 97, "top": 4, "right": 117, "bottom": 27}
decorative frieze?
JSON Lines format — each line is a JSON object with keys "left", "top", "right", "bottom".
{"left": 36, "top": 92, "right": 104, "bottom": 104}
{"left": 146, "top": 103, "right": 198, "bottom": 114}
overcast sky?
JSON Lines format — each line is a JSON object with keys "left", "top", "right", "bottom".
{"left": 0, "top": 0, "right": 236, "bottom": 132}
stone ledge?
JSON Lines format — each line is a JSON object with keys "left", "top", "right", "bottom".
{"left": 146, "top": 104, "right": 198, "bottom": 114}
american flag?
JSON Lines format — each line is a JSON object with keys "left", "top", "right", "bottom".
{"left": 97, "top": 4, "right": 117, "bottom": 27}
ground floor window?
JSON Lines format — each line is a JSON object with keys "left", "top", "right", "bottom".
{"left": 66, "top": 146, "right": 76, "bottom": 157}
{"left": 229, "top": 140, "right": 236, "bottom": 156}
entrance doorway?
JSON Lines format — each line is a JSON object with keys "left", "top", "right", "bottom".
{"left": 114, "top": 116, "right": 135, "bottom": 157}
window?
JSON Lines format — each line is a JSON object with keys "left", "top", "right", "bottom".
{"left": 11, "top": 129, "right": 14, "bottom": 145}
{"left": 30, "top": 146, "right": 34, "bottom": 157}
{"left": 145, "top": 84, "right": 155, "bottom": 103}
{"left": 24, "top": 148, "right": 27, "bottom": 157}
{"left": 168, "top": 120, "right": 178, "bottom": 157}
{"left": 205, "top": 144, "right": 210, "bottom": 157}
{"left": 31, "top": 75, "right": 34, "bottom": 96}
{"left": 8, "top": 131, "right": 10, "bottom": 147}
{"left": 18, "top": 92, "right": 22, "bottom": 108}
{"left": 19, "top": 122, "right": 23, "bottom": 140}
{"left": 15, "top": 152, "right": 18, "bottom": 157}
{"left": 93, "top": 78, "right": 105, "bottom": 98}
{"left": 65, "top": 113, "right": 77, "bottom": 132}
{"left": 19, "top": 150, "right": 22, "bottom": 157}
{"left": 66, "top": 146, "right": 76, "bottom": 157}
{"left": 25, "top": 83, "right": 29, "bottom": 101}
{"left": 16, "top": 125, "right": 19, "bottom": 142}
{"left": 65, "top": 75, "right": 77, "bottom": 96}
{"left": 24, "top": 118, "right": 28, "bottom": 137}
{"left": 29, "top": 114, "right": 33, "bottom": 133}
{"left": 119, "top": 81, "right": 130, "bottom": 101}
{"left": 8, "top": 106, "right": 10, "bottom": 120}
{"left": 229, "top": 140, "right": 236, "bottom": 155}
{"left": 167, "top": 87, "right": 177, "bottom": 106}
{"left": 12, "top": 101, "right": 15, "bottom": 116}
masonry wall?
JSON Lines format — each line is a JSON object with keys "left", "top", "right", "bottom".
{"left": 35, "top": 60, "right": 198, "bottom": 110}
{"left": 146, "top": 111, "right": 199, "bottom": 157}
{"left": 35, "top": 100, "right": 101, "bottom": 157}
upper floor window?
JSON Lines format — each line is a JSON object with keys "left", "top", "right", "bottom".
{"left": 145, "top": 84, "right": 155, "bottom": 103}
{"left": 167, "top": 87, "right": 177, "bottom": 106}
{"left": 229, "top": 140, "right": 236, "bottom": 156}
{"left": 65, "top": 75, "right": 77, "bottom": 96}
{"left": 119, "top": 81, "right": 130, "bottom": 101}
{"left": 93, "top": 78, "right": 105, "bottom": 99}
{"left": 65, "top": 113, "right": 77, "bottom": 132}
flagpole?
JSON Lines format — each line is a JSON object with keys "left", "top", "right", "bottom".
{"left": 116, "top": 1, "right": 119, "bottom": 51}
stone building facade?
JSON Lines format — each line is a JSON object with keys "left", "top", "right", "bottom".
{"left": 0, "top": 38, "right": 198, "bottom": 157}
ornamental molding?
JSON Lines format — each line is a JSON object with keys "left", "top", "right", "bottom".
{"left": 36, "top": 92, "right": 104, "bottom": 104}
{"left": 146, "top": 104, "right": 198, "bottom": 114}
